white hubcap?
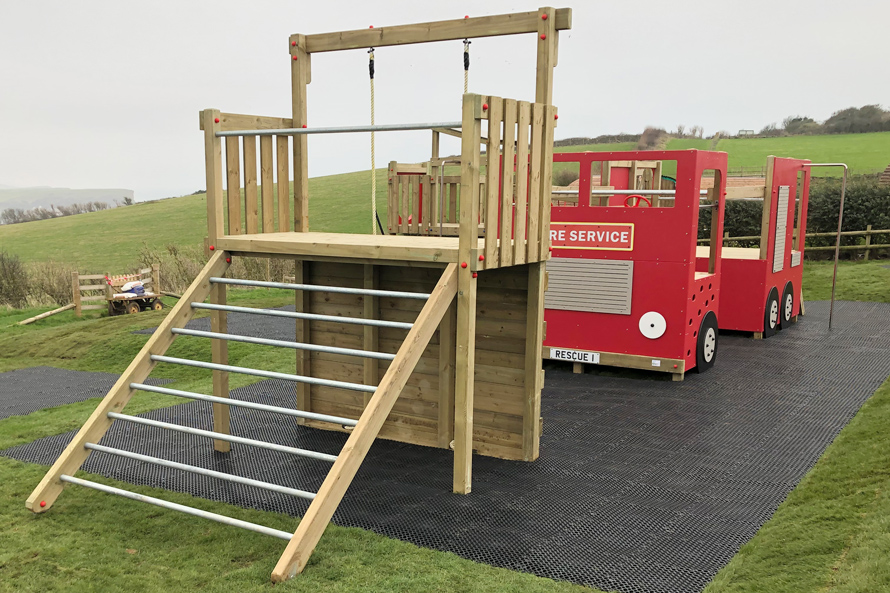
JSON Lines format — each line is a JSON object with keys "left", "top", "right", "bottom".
{"left": 703, "top": 328, "right": 717, "bottom": 362}
{"left": 769, "top": 300, "right": 779, "bottom": 328}
{"left": 784, "top": 294, "right": 793, "bottom": 320}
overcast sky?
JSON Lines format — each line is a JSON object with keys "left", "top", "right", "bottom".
{"left": 1, "top": 0, "right": 887, "bottom": 200}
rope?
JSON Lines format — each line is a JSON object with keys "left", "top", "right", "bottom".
{"left": 369, "top": 49, "right": 377, "bottom": 235}
{"left": 463, "top": 39, "right": 470, "bottom": 94}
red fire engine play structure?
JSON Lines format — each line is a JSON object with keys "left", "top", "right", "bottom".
{"left": 696, "top": 156, "right": 811, "bottom": 338}
{"left": 543, "top": 150, "right": 727, "bottom": 381}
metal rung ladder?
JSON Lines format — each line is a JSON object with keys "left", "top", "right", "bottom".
{"left": 27, "top": 251, "right": 458, "bottom": 584}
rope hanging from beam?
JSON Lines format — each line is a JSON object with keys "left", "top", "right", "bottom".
{"left": 369, "top": 48, "right": 377, "bottom": 235}
{"left": 463, "top": 39, "right": 470, "bottom": 94}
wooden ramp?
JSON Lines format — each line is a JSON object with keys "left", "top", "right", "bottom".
{"left": 27, "top": 252, "right": 459, "bottom": 579}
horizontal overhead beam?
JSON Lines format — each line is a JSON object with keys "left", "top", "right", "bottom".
{"left": 302, "top": 8, "right": 572, "bottom": 53}
{"left": 216, "top": 122, "right": 462, "bottom": 138}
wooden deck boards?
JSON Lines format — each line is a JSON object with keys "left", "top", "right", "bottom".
{"left": 217, "top": 231, "right": 486, "bottom": 264}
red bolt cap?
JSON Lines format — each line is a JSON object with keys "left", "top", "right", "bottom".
{"left": 461, "top": 262, "right": 468, "bottom": 268}
{"left": 302, "top": 124, "right": 307, "bottom": 128}
{"left": 554, "top": 114, "right": 559, "bottom": 120}
{"left": 369, "top": 25, "right": 374, "bottom": 28}
{"left": 464, "top": 15, "right": 469, "bottom": 19}
{"left": 214, "top": 117, "right": 220, "bottom": 124}
{"left": 482, "top": 103, "right": 489, "bottom": 111}
{"left": 40, "top": 501, "right": 47, "bottom": 508}
{"left": 540, "top": 34, "right": 547, "bottom": 40}
{"left": 209, "top": 245, "right": 215, "bottom": 251}
{"left": 472, "top": 272, "right": 478, "bottom": 278}
{"left": 549, "top": 246, "right": 553, "bottom": 252}
{"left": 293, "top": 56, "right": 298, "bottom": 61}
{"left": 673, "top": 364, "right": 679, "bottom": 369}
{"left": 478, "top": 255, "right": 484, "bottom": 261}
{"left": 225, "top": 257, "right": 232, "bottom": 263}
{"left": 542, "top": 13, "right": 548, "bottom": 20}
{"left": 291, "top": 41, "right": 297, "bottom": 47}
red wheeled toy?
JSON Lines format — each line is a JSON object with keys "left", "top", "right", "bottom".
{"left": 695, "top": 156, "right": 811, "bottom": 338}
{"left": 543, "top": 150, "right": 727, "bottom": 381}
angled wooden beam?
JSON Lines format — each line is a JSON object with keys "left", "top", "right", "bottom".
{"left": 271, "top": 263, "right": 458, "bottom": 582}
{"left": 27, "top": 251, "right": 231, "bottom": 512}
{"left": 303, "top": 8, "right": 571, "bottom": 53}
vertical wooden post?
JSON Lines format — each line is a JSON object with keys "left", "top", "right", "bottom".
{"left": 363, "top": 264, "right": 378, "bottom": 407}
{"left": 290, "top": 35, "right": 311, "bottom": 232}
{"left": 72, "top": 271, "right": 82, "bottom": 317}
{"left": 535, "top": 6, "right": 558, "bottom": 105}
{"left": 759, "top": 156, "right": 776, "bottom": 260}
{"left": 864, "top": 224, "right": 872, "bottom": 261}
{"left": 294, "top": 260, "right": 311, "bottom": 422}
{"left": 438, "top": 301, "right": 456, "bottom": 448}
{"left": 523, "top": 263, "right": 545, "bottom": 460}
{"left": 151, "top": 264, "right": 160, "bottom": 295}
{"left": 454, "top": 94, "right": 482, "bottom": 494}
{"left": 202, "top": 109, "right": 225, "bottom": 251}
{"left": 211, "top": 281, "right": 231, "bottom": 452}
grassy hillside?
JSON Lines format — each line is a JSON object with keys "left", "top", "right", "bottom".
{"left": 716, "top": 132, "right": 890, "bottom": 175}
{"left": 1, "top": 132, "right": 888, "bottom": 272}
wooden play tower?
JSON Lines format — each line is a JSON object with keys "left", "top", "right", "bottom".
{"left": 27, "top": 7, "right": 571, "bottom": 582}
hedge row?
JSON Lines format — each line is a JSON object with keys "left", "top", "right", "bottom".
{"left": 699, "top": 177, "right": 890, "bottom": 258}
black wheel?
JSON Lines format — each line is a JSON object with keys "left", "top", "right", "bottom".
{"left": 152, "top": 299, "right": 164, "bottom": 311}
{"left": 779, "top": 281, "right": 794, "bottom": 328}
{"left": 695, "top": 311, "right": 719, "bottom": 373}
{"left": 126, "top": 302, "right": 141, "bottom": 315}
{"left": 763, "top": 287, "right": 780, "bottom": 338}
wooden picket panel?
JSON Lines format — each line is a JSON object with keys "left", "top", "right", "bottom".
{"left": 260, "top": 136, "right": 275, "bottom": 232}
{"left": 243, "top": 136, "right": 259, "bottom": 234}
{"left": 410, "top": 175, "right": 420, "bottom": 235}
{"left": 514, "top": 101, "right": 531, "bottom": 265}
{"left": 276, "top": 136, "right": 290, "bottom": 232}
{"left": 399, "top": 177, "right": 408, "bottom": 234}
{"left": 225, "top": 137, "right": 242, "bottom": 234}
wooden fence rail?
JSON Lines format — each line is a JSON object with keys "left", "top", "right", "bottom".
{"left": 698, "top": 226, "right": 890, "bottom": 260}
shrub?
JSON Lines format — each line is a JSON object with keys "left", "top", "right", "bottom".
{"left": 28, "top": 261, "right": 76, "bottom": 306}
{"left": 0, "top": 252, "right": 29, "bottom": 308}
{"left": 637, "top": 127, "right": 667, "bottom": 150}
{"left": 552, "top": 168, "right": 580, "bottom": 187}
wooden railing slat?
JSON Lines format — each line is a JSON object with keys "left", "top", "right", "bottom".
{"left": 243, "top": 136, "right": 259, "bottom": 234}
{"left": 499, "top": 99, "right": 517, "bottom": 267}
{"left": 399, "top": 177, "right": 408, "bottom": 234}
{"left": 527, "top": 103, "right": 544, "bottom": 261}
{"left": 483, "top": 97, "right": 503, "bottom": 268}
{"left": 225, "top": 137, "right": 242, "bottom": 234}
{"left": 539, "top": 105, "right": 556, "bottom": 250}
{"left": 422, "top": 175, "right": 432, "bottom": 235}
{"left": 276, "top": 136, "right": 290, "bottom": 232}
{"left": 260, "top": 136, "right": 275, "bottom": 233}
{"left": 513, "top": 101, "right": 531, "bottom": 265}
{"left": 411, "top": 175, "right": 420, "bottom": 235}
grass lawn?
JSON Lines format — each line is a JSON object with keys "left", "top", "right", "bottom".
{"left": 0, "top": 260, "right": 888, "bottom": 591}
{"left": 716, "top": 132, "right": 890, "bottom": 176}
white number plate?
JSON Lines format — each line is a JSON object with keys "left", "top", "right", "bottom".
{"left": 549, "top": 348, "right": 600, "bottom": 364}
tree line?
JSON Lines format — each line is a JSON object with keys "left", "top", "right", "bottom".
{"left": 0, "top": 197, "right": 134, "bottom": 225}
{"left": 756, "top": 105, "right": 889, "bottom": 137}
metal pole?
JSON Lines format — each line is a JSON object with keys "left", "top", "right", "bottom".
{"left": 804, "top": 163, "right": 849, "bottom": 330}
{"left": 171, "top": 327, "right": 395, "bottom": 361}
{"left": 85, "top": 443, "right": 317, "bottom": 500}
{"left": 191, "top": 302, "right": 413, "bottom": 330}
{"left": 150, "top": 354, "right": 377, "bottom": 393}
{"left": 107, "top": 412, "right": 340, "bottom": 462}
{"left": 129, "top": 383, "right": 359, "bottom": 426}
{"left": 217, "top": 121, "right": 464, "bottom": 138}
{"left": 551, "top": 189, "right": 709, "bottom": 196}
{"left": 60, "top": 474, "right": 293, "bottom": 541}
{"left": 209, "top": 277, "right": 429, "bottom": 300}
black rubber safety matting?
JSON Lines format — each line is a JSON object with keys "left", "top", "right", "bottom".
{"left": 0, "top": 367, "right": 171, "bottom": 421}
{"left": 5, "top": 301, "right": 890, "bottom": 593}
{"left": 133, "top": 305, "right": 296, "bottom": 338}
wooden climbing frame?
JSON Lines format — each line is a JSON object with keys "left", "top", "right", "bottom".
{"left": 28, "top": 7, "right": 570, "bottom": 583}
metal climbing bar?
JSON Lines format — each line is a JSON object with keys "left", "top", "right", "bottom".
{"left": 149, "top": 354, "right": 377, "bottom": 393}
{"left": 106, "top": 412, "right": 340, "bottom": 462}
{"left": 216, "top": 121, "right": 463, "bottom": 138}
{"left": 85, "top": 443, "right": 317, "bottom": 500}
{"left": 170, "top": 328, "right": 396, "bottom": 361}
{"left": 191, "top": 302, "right": 413, "bottom": 330}
{"left": 209, "top": 277, "right": 430, "bottom": 300}
{"left": 129, "top": 383, "right": 359, "bottom": 427}
{"left": 59, "top": 474, "right": 294, "bottom": 540}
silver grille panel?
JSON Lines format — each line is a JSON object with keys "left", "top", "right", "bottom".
{"left": 545, "top": 259, "right": 633, "bottom": 315}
